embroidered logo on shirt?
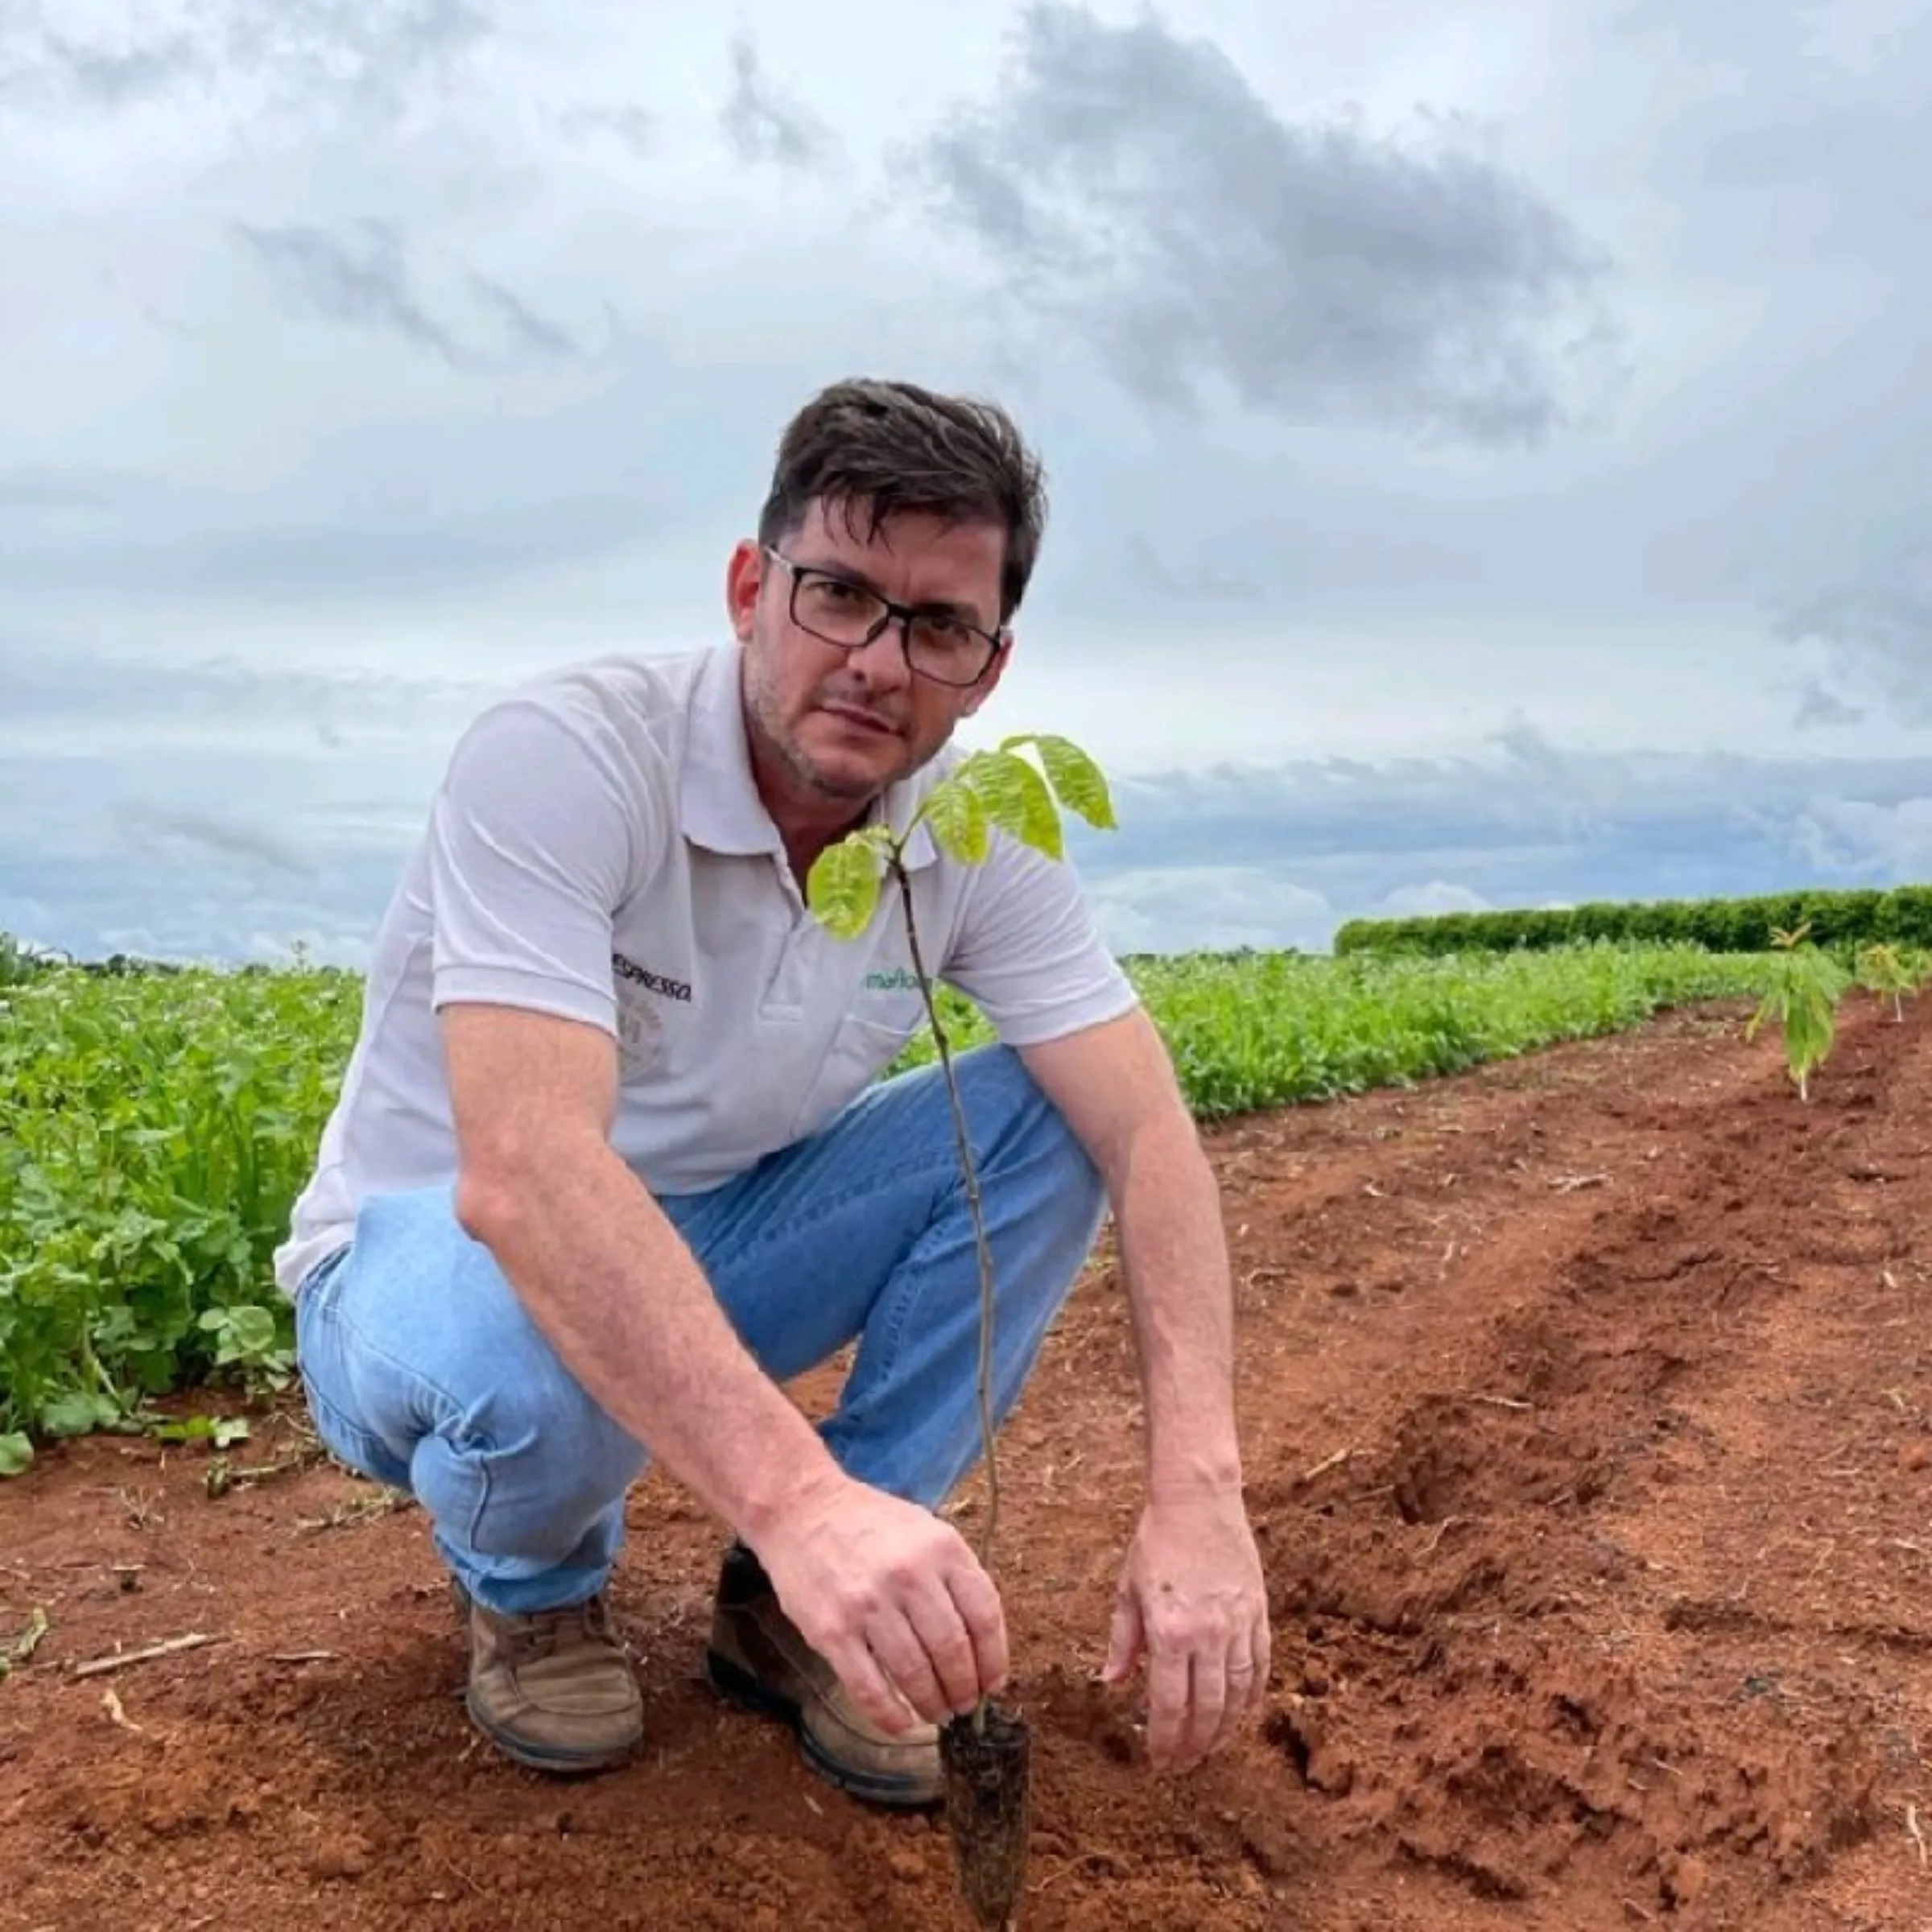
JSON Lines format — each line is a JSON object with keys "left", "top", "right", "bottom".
{"left": 613, "top": 952, "right": 693, "bottom": 1002}
{"left": 863, "top": 967, "right": 919, "bottom": 992}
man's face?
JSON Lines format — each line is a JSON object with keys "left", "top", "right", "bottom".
{"left": 726, "top": 496, "right": 1012, "bottom": 810}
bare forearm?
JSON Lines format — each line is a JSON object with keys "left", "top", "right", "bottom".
{"left": 458, "top": 1139, "right": 840, "bottom": 1542}
{"left": 1110, "top": 1120, "right": 1244, "bottom": 1497}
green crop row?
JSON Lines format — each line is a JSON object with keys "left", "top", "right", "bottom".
{"left": 894, "top": 942, "right": 1788, "bottom": 1117}
{"left": 1334, "top": 885, "right": 1932, "bottom": 959}
{"left": 0, "top": 939, "right": 1846, "bottom": 1470}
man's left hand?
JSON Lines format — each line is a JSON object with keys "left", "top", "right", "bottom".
{"left": 1100, "top": 1487, "right": 1271, "bottom": 1771}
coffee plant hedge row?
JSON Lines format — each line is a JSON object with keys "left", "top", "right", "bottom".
{"left": 1333, "top": 885, "right": 1932, "bottom": 959}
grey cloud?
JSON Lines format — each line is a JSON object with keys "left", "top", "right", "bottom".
{"left": 1, "top": 741, "right": 440, "bottom": 963}
{"left": 3, "top": 351, "right": 736, "bottom": 613}
{"left": 1777, "top": 543, "right": 1932, "bottom": 726}
{"left": 0, "top": 852, "right": 399, "bottom": 968}
{"left": 14, "top": 498, "right": 656, "bottom": 604}
{"left": 915, "top": 1, "right": 1622, "bottom": 447}
{"left": 1613, "top": 0, "right": 1932, "bottom": 83}
{"left": 468, "top": 276, "right": 611, "bottom": 363}
{"left": 116, "top": 804, "right": 317, "bottom": 879}
{"left": 1121, "top": 535, "right": 1265, "bottom": 606}
{"left": 0, "top": 0, "right": 489, "bottom": 119}
{"left": 0, "top": 25, "right": 202, "bottom": 109}
{"left": 9, "top": 720, "right": 1930, "bottom": 964}
{"left": 0, "top": 647, "right": 504, "bottom": 740}
{"left": 1608, "top": 0, "right": 1932, "bottom": 270}
{"left": 235, "top": 221, "right": 605, "bottom": 370}
{"left": 721, "top": 32, "right": 836, "bottom": 169}
{"left": 1694, "top": 100, "right": 1930, "bottom": 264}
{"left": 237, "top": 220, "right": 464, "bottom": 361}
{"left": 552, "top": 102, "right": 654, "bottom": 156}
{"left": 1064, "top": 728, "right": 1932, "bottom": 920}
{"left": 1704, "top": 101, "right": 1931, "bottom": 194}
{"left": 1792, "top": 680, "right": 1867, "bottom": 729}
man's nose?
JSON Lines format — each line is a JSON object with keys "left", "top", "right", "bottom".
{"left": 849, "top": 620, "right": 914, "bottom": 689}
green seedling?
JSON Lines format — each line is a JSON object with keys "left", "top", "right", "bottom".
{"left": 144, "top": 1412, "right": 252, "bottom": 1451}
{"left": 807, "top": 732, "right": 1114, "bottom": 1930}
{"left": 1745, "top": 922, "right": 1849, "bottom": 1101}
{"left": 0, "top": 1608, "right": 50, "bottom": 1682}
{"left": 1854, "top": 941, "right": 1922, "bottom": 1023}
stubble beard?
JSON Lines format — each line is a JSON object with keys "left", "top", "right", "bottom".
{"left": 745, "top": 657, "right": 889, "bottom": 807}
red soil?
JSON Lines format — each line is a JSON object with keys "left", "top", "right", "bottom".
{"left": 3, "top": 993, "right": 1928, "bottom": 1931}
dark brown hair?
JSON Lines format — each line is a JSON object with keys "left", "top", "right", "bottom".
{"left": 757, "top": 378, "right": 1048, "bottom": 622}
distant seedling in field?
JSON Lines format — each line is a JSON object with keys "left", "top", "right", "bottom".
{"left": 806, "top": 731, "right": 1114, "bottom": 1931}
{"left": 1745, "top": 922, "right": 1850, "bottom": 1101}
{"left": 1854, "top": 940, "right": 1922, "bottom": 1022}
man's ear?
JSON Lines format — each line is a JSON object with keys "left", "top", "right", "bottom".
{"left": 724, "top": 540, "right": 762, "bottom": 642}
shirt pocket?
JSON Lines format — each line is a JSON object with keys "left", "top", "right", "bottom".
{"left": 784, "top": 993, "right": 931, "bottom": 1138}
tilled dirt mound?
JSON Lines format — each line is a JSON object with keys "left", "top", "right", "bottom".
{"left": 2, "top": 993, "right": 1928, "bottom": 1930}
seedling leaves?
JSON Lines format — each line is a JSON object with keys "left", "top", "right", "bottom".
{"left": 960, "top": 749, "right": 1062, "bottom": 861}
{"left": 1002, "top": 733, "right": 1116, "bottom": 831}
{"left": 924, "top": 776, "right": 992, "bottom": 866}
{"left": 806, "top": 825, "right": 895, "bottom": 940}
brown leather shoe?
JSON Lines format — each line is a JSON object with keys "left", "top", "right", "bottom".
{"left": 704, "top": 1542, "right": 943, "bottom": 1808}
{"left": 453, "top": 1579, "right": 642, "bottom": 1774}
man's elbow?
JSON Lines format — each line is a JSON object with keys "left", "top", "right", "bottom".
{"left": 453, "top": 1157, "right": 522, "bottom": 1252}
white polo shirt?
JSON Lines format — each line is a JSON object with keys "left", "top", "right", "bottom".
{"left": 271, "top": 639, "right": 1141, "bottom": 1296}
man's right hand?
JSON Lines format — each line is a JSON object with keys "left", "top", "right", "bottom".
{"left": 752, "top": 1474, "right": 1007, "bottom": 1734}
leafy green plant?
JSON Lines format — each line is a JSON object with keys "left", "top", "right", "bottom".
{"left": 0, "top": 958, "right": 359, "bottom": 1469}
{"left": 1745, "top": 921, "right": 1850, "bottom": 1100}
{"left": 1855, "top": 940, "right": 1922, "bottom": 1022}
{"left": 1334, "top": 882, "right": 1932, "bottom": 959}
{"left": 0, "top": 922, "right": 1814, "bottom": 1480}
{"left": 0, "top": 1607, "right": 49, "bottom": 1682}
{"left": 806, "top": 732, "right": 1113, "bottom": 1927}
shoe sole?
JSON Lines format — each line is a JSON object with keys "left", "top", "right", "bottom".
{"left": 704, "top": 1649, "right": 942, "bottom": 1810}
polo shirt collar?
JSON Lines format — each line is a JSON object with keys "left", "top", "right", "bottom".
{"left": 679, "top": 643, "right": 939, "bottom": 870}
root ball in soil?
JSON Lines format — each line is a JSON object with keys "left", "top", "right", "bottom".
{"left": 940, "top": 1702, "right": 1032, "bottom": 1928}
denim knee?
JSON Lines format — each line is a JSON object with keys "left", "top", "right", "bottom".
{"left": 299, "top": 1188, "right": 644, "bottom": 1534}
{"left": 427, "top": 1302, "right": 644, "bottom": 1514}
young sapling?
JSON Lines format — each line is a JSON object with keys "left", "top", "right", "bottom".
{"left": 1854, "top": 941, "right": 1921, "bottom": 1023}
{"left": 806, "top": 731, "right": 1115, "bottom": 1930}
{"left": 1745, "top": 923, "right": 1850, "bottom": 1101}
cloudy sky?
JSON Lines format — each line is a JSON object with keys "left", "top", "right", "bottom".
{"left": 4, "top": 0, "right": 1929, "bottom": 964}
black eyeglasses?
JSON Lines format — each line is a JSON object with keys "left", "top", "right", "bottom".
{"left": 763, "top": 547, "right": 1005, "bottom": 688}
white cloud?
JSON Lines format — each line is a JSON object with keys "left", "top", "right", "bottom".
{"left": 1790, "top": 797, "right": 1932, "bottom": 879}
{"left": 1086, "top": 865, "right": 1336, "bottom": 954}
{"left": 1377, "top": 881, "right": 1494, "bottom": 919}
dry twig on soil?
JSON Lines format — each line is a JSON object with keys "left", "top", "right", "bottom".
{"left": 71, "top": 1632, "right": 224, "bottom": 1678}
{"left": 1298, "top": 1445, "right": 1355, "bottom": 1484}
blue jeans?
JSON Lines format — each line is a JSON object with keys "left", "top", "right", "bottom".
{"left": 292, "top": 1044, "right": 1107, "bottom": 1616}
